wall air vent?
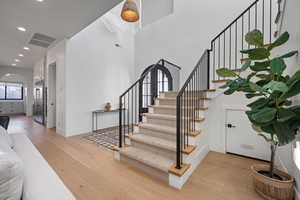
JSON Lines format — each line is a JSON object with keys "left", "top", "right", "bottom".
{"left": 29, "top": 33, "right": 56, "bottom": 48}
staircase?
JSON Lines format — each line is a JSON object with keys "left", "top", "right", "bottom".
{"left": 113, "top": 0, "right": 276, "bottom": 189}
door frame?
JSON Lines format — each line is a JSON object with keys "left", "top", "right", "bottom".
{"left": 47, "top": 62, "right": 57, "bottom": 128}
{"left": 138, "top": 64, "right": 173, "bottom": 118}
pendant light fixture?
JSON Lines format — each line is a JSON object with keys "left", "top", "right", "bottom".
{"left": 121, "top": 0, "right": 140, "bottom": 22}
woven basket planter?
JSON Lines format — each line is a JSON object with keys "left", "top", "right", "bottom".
{"left": 251, "top": 164, "right": 294, "bottom": 200}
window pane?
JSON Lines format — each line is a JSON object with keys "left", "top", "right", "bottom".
{"left": 0, "top": 82, "right": 5, "bottom": 99}
{"left": 6, "top": 83, "right": 22, "bottom": 99}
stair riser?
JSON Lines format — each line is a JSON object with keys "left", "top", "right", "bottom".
{"left": 156, "top": 99, "right": 176, "bottom": 106}
{"left": 156, "top": 98, "right": 208, "bottom": 106}
{"left": 150, "top": 107, "right": 207, "bottom": 116}
{"left": 130, "top": 140, "right": 176, "bottom": 160}
{"left": 160, "top": 92, "right": 177, "bottom": 98}
{"left": 120, "top": 154, "right": 169, "bottom": 183}
{"left": 144, "top": 117, "right": 176, "bottom": 127}
{"left": 139, "top": 128, "right": 176, "bottom": 141}
{"left": 150, "top": 107, "right": 176, "bottom": 115}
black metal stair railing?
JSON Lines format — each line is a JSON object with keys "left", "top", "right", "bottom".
{"left": 175, "top": 50, "right": 210, "bottom": 169}
{"left": 175, "top": 0, "right": 276, "bottom": 169}
{"left": 209, "top": 0, "right": 276, "bottom": 81}
{"left": 119, "top": 59, "right": 181, "bottom": 148}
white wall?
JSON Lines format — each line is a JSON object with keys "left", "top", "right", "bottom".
{"left": 64, "top": 16, "right": 135, "bottom": 136}
{"left": 273, "top": 0, "right": 300, "bottom": 197}
{"left": 141, "top": 0, "right": 173, "bottom": 27}
{"left": 135, "top": 0, "right": 255, "bottom": 83}
{"left": 0, "top": 66, "right": 33, "bottom": 116}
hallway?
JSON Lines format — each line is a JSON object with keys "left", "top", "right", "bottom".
{"left": 7, "top": 115, "right": 264, "bottom": 200}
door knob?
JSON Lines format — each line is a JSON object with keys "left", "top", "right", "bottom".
{"left": 226, "top": 123, "right": 236, "bottom": 128}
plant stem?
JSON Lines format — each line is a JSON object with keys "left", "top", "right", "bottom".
{"left": 270, "top": 143, "right": 277, "bottom": 178}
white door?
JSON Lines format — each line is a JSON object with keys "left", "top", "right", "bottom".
{"left": 47, "top": 63, "right": 56, "bottom": 128}
{"left": 226, "top": 109, "right": 271, "bottom": 161}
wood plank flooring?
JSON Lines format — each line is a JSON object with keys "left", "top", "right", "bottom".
{"left": 8, "top": 115, "right": 264, "bottom": 200}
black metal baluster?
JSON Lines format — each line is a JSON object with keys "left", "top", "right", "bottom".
{"left": 255, "top": 3, "right": 257, "bottom": 29}
{"left": 213, "top": 42, "right": 216, "bottom": 80}
{"left": 235, "top": 21, "right": 238, "bottom": 69}
{"left": 119, "top": 96, "right": 122, "bottom": 148}
{"left": 269, "top": 0, "right": 272, "bottom": 43}
{"left": 248, "top": 9, "right": 251, "bottom": 49}
{"left": 218, "top": 37, "right": 221, "bottom": 80}
{"left": 223, "top": 32, "right": 226, "bottom": 69}
{"left": 131, "top": 86, "right": 133, "bottom": 134}
{"left": 263, "top": 0, "right": 265, "bottom": 43}
{"left": 242, "top": 15, "right": 244, "bottom": 59}
{"left": 229, "top": 27, "right": 232, "bottom": 69}
{"left": 176, "top": 95, "right": 181, "bottom": 169}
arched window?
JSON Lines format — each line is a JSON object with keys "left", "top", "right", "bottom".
{"left": 139, "top": 64, "right": 173, "bottom": 116}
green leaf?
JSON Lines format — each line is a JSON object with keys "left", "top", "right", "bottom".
{"left": 252, "top": 107, "right": 277, "bottom": 123}
{"left": 247, "top": 72, "right": 257, "bottom": 82}
{"left": 280, "top": 80, "right": 300, "bottom": 99}
{"left": 277, "top": 108, "right": 296, "bottom": 122}
{"left": 256, "top": 74, "right": 271, "bottom": 80}
{"left": 241, "top": 60, "right": 251, "bottom": 71}
{"left": 249, "top": 82, "right": 265, "bottom": 93}
{"left": 268, "top": 32, "right": 290, "bottom": 51}
{"left": 241, "top": 48, "right": 270, "bottom": 60}
{"left": 287, "top": 70, "right": 300, "bottom": 85}
{"left": 273, "top": 121, "right": 296, "bottom": 146}
{"left": 250, "top": 64, "right": 269, "bottom": 72}
{"left": 247, "top": 98, "right": 269, "bottom": 110}
{"left": 255, "top": 61, "right": 270, "bottom": 67}
{"left": 261, "top": 124, "right": 275, "bottom": 135}
{"left": 245, "top": 93, "right": 263, "bottom": 99}
{"left": 216, "top": 68, "right": 237, "bottom": 78}
{"left": 270, "top": 58, "right": 286, "bottom": 75}
{"left": 245, "top": 29, "right": 264, "bottom": 46}
{"left": 224, "top": 88, "right": 236, "bottom": 95}
{"left": 262, "top": 81, "right": 288, "bottom": 92}
{"left": 280, "top": 50, "right": 298, "bottom": 59}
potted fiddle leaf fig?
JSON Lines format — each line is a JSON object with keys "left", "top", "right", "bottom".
{"left": 216, "top": 29, "right": 299, "bottom": 200}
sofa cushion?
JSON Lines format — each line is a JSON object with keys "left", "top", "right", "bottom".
{"left": 0, "top": 136, "right": 24, "bottom": 200}
{"left": 10, "top": 133, "right": 76, "bottom": 200}
{"left": 0, "top": 126, "right": 14, "bottom": 148}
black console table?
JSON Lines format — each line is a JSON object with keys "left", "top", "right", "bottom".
{"left": 92, "top": 109, "right": 120, "bottom": 132}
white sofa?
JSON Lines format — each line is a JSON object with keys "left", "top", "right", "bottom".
{"left": 10, "top": 133, "right": 76, "bottom": 200}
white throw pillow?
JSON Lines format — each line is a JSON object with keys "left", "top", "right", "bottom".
{"left": 0, "top": 126, "right": 13, "bottom": 148}
{"left": 0, "top": 137, "right": 23, "bottom": 200}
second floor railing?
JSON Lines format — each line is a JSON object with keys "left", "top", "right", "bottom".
{"left": 209, "top": 0, "right": 276, "bottom": 81}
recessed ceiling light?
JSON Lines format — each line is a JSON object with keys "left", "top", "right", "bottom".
{"left": 17, "top": 27, "right": 26, "bottom": 32}
{"left": 12, "top": 64, "right": 16, "bottom": 66}
{"left": 23, "top": 47, "right": 30, "bottom": 51}
{"left": 5, "top": 73, "right": 11, "bottom": 77}
{"left": 19, "top": 54, "right": 24, "bottom": 57}
{"left": 36, "top": 0, "right": 44, "bottom": 2}
{"left": 15, "top": 59, "right": 20, "bottom": 62}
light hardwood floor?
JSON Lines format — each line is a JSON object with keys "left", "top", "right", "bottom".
{"left": 8, "top": 115, "right": 264, "bottom": 200}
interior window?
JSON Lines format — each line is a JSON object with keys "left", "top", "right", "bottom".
{"left": 0, "top": 82, "right": 5, "bottom": 99}
{"left": 0, "top": 82, "right": 23, "bottom": 100}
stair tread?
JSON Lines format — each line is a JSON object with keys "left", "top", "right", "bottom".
{"left": 120, "top": 146, "right": 174, "bottom": 172}
{"left": 139, "top": 123, "right": 176, "bottom": 134}
{"left": 131, "top": 134, "right": 176, "bottom": 152}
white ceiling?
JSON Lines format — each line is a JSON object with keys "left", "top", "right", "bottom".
{"left": 0, "top": 0, "right": 122, "bottom": 69}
